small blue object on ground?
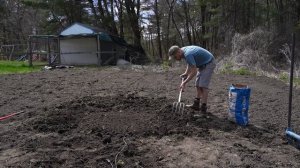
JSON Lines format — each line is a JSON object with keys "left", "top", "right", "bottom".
{"left": 286, "top": 128, "right": 300, "bottom": 149}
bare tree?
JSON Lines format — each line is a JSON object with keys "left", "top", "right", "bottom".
{"left": 181, "top": 0, "right": 192, "bottom": 45}
{"left": 115, "top": 0, "right": 125, "bottom": 38}
{"left": 154, "top": 0, "right": 162, "bottom": 60}
{"left": 124, "top": 0, "right": 145, "bottom": 53}
{"left": 167, "top": 0, "right": 184, "bottom": 46}
{"left": 88, "top": 0, "right": 119, "bottom": 35}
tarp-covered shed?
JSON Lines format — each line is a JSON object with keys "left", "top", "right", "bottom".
{"left": 59, "top": 23, "right": 127, "bottom": 65}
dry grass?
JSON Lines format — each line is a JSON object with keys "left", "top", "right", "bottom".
{"left": 216, "top": 28, "right": 300, "bottom": 86}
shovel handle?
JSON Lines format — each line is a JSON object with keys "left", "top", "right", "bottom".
{"left": 178, "top": 78, "right": 185, "bottom": 102}
{"left": 178, "top": 89, "right": 182, "bottom": 102}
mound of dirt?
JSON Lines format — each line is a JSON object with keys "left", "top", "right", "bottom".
{"left": 1, "top": 94, "right": 215, "bottom": 167}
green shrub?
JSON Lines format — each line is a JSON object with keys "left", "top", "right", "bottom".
{"left": 279, "top": 72, "right": 289, "bottom": 82}
{"left": 223, "top": 63, "right": 233, "bottom": 70}
{"left": 221, "top": 66, "right": 253, "bottom": 76}
{"left": 162, "top": 60, "right": 171, "bottom": 70}
{"left": 294, "top": 78, "right": 300, "bottom": 86}
{"left": 279, "top": 72, "right": 300, "bottom": 86}
{"left": 232, "top": 68, "right": 253, "bottom": 75}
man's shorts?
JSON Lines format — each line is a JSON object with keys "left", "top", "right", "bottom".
{"left": 195, "top": 59, "right": 216, "bottom": 88}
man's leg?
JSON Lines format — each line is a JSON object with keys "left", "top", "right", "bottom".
{"left": 188, "top": 83, "right": 209, "bottom": 112}
{"left": 196, "top": 86, "right": 202, "bottom": 99}
{"left": 186, "top": 96, "right": 200, "bottom": 110}
{"left": 200, "top": 87, "right": 209, "bottom": 113}
{"left": 186, "top": 71, "right": 201, "bottom": 110}
{"left": 197, "top": 60, "right": 216, "bottom": 113}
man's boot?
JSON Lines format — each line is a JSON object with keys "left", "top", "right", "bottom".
{"left": 186, "top": 98, "right": 200, "bottom": 110}
{"left": 201, "top": 103, "right": 207, "bottom": 113}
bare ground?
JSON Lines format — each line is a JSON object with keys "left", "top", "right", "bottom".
{"left": 0, "top": 66, "right": 300, "bottom": 168}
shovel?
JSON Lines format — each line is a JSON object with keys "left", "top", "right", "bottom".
{"left": 172, "top": 78, "right": 185, "bottom": 115}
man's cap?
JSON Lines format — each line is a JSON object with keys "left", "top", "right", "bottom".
{"left": 168, "top": 45, "right": 180, "bottom": 57}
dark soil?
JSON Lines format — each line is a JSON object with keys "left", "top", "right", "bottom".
{"left": 0, "top": 66, "right": 300, "bottom": 167}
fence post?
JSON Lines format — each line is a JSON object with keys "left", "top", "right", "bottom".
{"left": 47, "top": 37, "right": 51, "bottom": 65}
{"left": 97, "top": 34, "right": 101, "bottom": 66}
{"left": 29, "top": 36, "right": 33, "bottom": 67}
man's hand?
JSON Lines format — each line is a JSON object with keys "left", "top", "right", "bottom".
{"left": 180, "top": 73, "right": 188, "bottom": 79}
{"left": 179, "top": 65, "right": 197, "bottom": 91}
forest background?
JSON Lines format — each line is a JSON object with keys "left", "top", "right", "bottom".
{"left": 0, "top": 0, "right": 300, "bottom": 76}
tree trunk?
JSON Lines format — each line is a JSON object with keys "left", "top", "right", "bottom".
{"left": 253, "top": 0, "right": 256, "bottom": 29}
{"left": 124, "top": 0, "right": 141, "bottom": 47}
{"left": 201, "top": 4, "right": 206, "bottom": 48}
{"left": 109, "top": 0, "right": 118, "bottom": 35}
{"left": 98, "top": 0, "right": 107, "bottom": 25}
{"left": 247, "top": 0, "right": 251, "bottom": 32}
{"left": 182, "top": 0, "right": 192, "bottom": 45}
{"left": 124, "top": 0, "right": 146, "bottom": 63}
{"left": 154, "top": 0, "right": 162, "bottom": 60}
{"left": 276, "top": 0, "right": 285, "bottom": 34}
{"left": 266, "top": 0, "right": 270, "bottom": 30}
{"left": 165, "top": 0, "right": 173, "bottom": 48}
{"left": 87, "top": 0, "right": 99, "bottom": 25}
{"left": 116, "top": 0, "right": 124, "bottom": 38}
{"left": 150, "top": 32, "right": 155, "bottom": 57}
{"left": 234, "top": 0, "right": 237, "bottom": 31}
{"left": 169, "top": 0, "right": 184, "bottom": 46}
{"left": 297, "top": 0, "right": 300, "bottom": 20}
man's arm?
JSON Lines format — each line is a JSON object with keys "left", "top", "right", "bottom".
{"left": 180, "top": 65, "right": 190, "bottom": 78}
{"left": 180, "top": 65, "right": 197, "bottom": 90}
{"left": 184, "top": 65, "right": 197, "bottom": 83}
